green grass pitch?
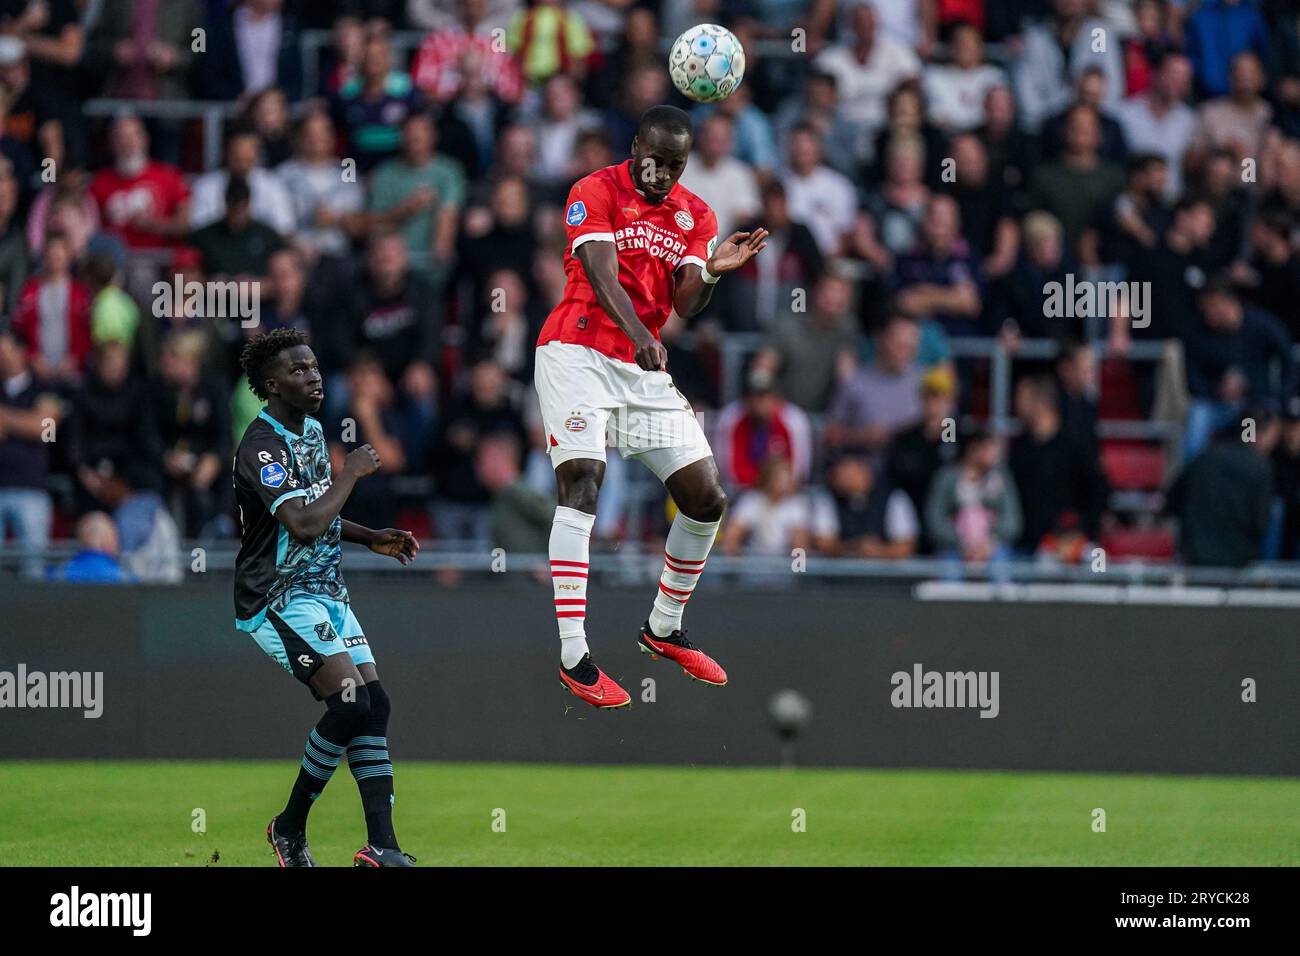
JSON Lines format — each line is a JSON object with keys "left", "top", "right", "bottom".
{"left": 1, "top": 761, "right": 1295, "bottom": 866}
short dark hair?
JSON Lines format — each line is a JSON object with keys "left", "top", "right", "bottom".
{"left": 241, "top": 328, "right": 307, "bottom": 400}
{"left": 226, "top": 174, "right": 252, "bottom": 208}
{"left": 638, "top": 105, "right": 692, "bottom": 140}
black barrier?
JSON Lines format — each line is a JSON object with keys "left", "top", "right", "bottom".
{"left": 0, "top": 579, "right": 1296, "bottom": 774}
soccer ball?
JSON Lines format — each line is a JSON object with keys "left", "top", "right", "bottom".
{"left": 668, "top": 23, "right": 745, "bottom": 103}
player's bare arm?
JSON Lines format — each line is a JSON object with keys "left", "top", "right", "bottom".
{"left": 674, "top": 228, "right": 770, "bottom": 318}
{"left": 341, "top": 519, "right": 421, "bottom": 566}
{"left": 576, "top": 239, "right": 668, "bottom": 371}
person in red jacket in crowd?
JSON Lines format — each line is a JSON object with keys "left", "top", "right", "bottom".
{"left": 12, "top": 231, "right": 91, "bottom": 386}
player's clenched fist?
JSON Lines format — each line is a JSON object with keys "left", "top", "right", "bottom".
{"left": 633, "top": 334, "right": 668, "bottom": 372}
{"left": 345, "top": 443, "right": 382, "bottom": 478}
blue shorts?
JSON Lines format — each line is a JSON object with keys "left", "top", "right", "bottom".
{"left": 242, "top": 594, "right": 374, "bottom": 686}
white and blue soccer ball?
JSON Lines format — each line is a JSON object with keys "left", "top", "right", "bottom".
{"left": 668, "top": 23, "right": 746, "bottom": 103}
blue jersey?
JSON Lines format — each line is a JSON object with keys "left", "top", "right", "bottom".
{"left": 233, "top": 409, "right": 346, "bottom": 629}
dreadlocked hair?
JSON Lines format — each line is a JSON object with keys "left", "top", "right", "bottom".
{"left": 241, "top": 328, "right": 307, "bottom": 400}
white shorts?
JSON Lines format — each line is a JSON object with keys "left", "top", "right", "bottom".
{"left": 534, "top": 341, "right": 713, "bottom": 482}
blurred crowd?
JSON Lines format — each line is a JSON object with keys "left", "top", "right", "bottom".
{"left": 7, "top": 0, "right": 1300, "bottom": 581}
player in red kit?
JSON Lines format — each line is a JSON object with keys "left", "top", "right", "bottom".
{"left": 537, "top": 105, "right": 768, "bottom": 708}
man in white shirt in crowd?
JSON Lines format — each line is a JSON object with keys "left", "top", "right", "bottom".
{"left": 781, "top": 124, "right": 857, "bottom": 257}
{"left": 813, "top": 1, "right": 920, "bottom": 162}
{"left": 678, "top": 113, "right": 761, "bottom": 240}
{"left": 190, "top": 128, "right": 295, "bottom": 236}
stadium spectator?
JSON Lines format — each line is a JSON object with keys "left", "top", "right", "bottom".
{"left": 892, "top": 194, "right": 985, "bottom": 338}
{"left": 1039, "top": 66, "right": 1128, "bottom": 167}
{"left": 326, "top": 350, "right": 413, "bottom": 531}
{"left": 85, "top": 0, "right": 202, "bottom": 103}
{"left": 413, "top": 0, "right": 524, "bottom": 103}
{"left": 199, "top": 0, "right": 303, "bottom": 101}
{"left": 698, "top": 79, "right": 781, "bottom": 174}
{"left": 783, "top": 123, "right": 856, "bottom": 257}
{"left": 1007, "top": 374, "right": 1109, "bottom": 558}
{"left": 976, "top": 83, "right": 1038, "bottom": 196}
{"left": 243, "top": 86, "right": 294, "bottom": 167}
{"left": 188, "top": 175, "right": 285, "bottom": 280}
{"left": 1122, "top": 0, "right": 1180, "bottom": 97}
{"left": 1055, "top": 338, "right": 1100, "bottom": 456}
{"left": 1114, "top": 52, "right": 1197, "bottom": 197}
{"left": 825, "top": 450, "right": 919, "bottom": 559}
{"left": 66, "top": 339, "right": 161, "bottom": 513}
{"left": 726, "top": 180, "right": 824, "bottom": 332}
{"left": 332, "top": 27, "right": 426, "bottom": 174}
{"left": 879, "top": 77, "right": 949, "bottom": 178}
{"left": 1127, "top": 195, "right": 1218, "bottom": 344}
{"left": 429, "top": 356, "right": 527, "bottom": 545}
{"left": 26, "top": 163, "right": 98, "bottom": 262}
{"left": 13, "top": 231, "right": 91, "bottom": 387}
{"left": 0, "top": 322, "right": 59, "bottom": 578}
{"left": 82, "top": 251, "right": 140, "bottom": 351}
{"left": 1028, "top": 104, "right": 1126, "bottom": 259}
{"left": 0, "top": 0, "right": 85, "bottom": 164}
{"left": 922, "top": 20, "right": 1005, "bottom": 134}
{"left": 430, "top": 43, "right": 510, "bottom": 181}
{"left": 369, "top": 111, "right": 466, "bottom": 284}
{"left": 812, "top": 2, "right": 920, "bottom": 161}
{"left": 47, "top": 511, "right": 133, "bottom": 584}
{"left": 88, "top": 115, "right": 190, "bottom": 250}
{"left": 939, "top": 133, "right": 1019, "bottom": 278}
{"left": 0, "top": 157, "right": 26, "bottom": 310}
{"left": 602, "top": 61, "right": 669, "bottom": 157}
{"left": 1080, "top": 153, "right": 1170, "bottom": 272}
{"left": 528, "top": 73, "right": 599, "bottom": 188}
{"left": 506, "top": 0, "right": 595, "bottom": 86}
{"left": 885, "top": 364, "right": 959, "bottom": 548}
{"left": 189, "top": 127, "right": 295, "bottom": 236}
{"left": 93, "top": 455, "right": 182, "bottom": 582}
{"left": 478, "top": 430, "right": 553, "bottom": 554}
{"left": 1187, "top": 50, "right": 1274, "bottom": 169}
{"left": 863, "top": 131, "right": 930, "bottom": 257}
{"left": 0, "top": 35, "right": 46, "bottom": 202}
{"left": 720, "top": 455, "right": 836, "bottom": 557}
{"left": 773, "top": 70, "right": 859, "bottom": 176}
{"left": 467, "top": 267, "right": 533, "bottom": 383}
{"left": 678, "top": 113, "right": 760, "bottom": 241}
{"left": 456, "top": 174, "right": 535, "bottom": 322}
{"left": 825, "top": 314, "right": 925, "bottom": 454}
{"left": 276, "top": 109, "right": 366, "bottom": 261}
{"left": 1184, "top": 0, "right": 1272, "bottom": 99}
{"left": 342, "top": 230, "right": 440, "bottom": 424}
{"left": 1182, "top": 276, "right": 1294, "bottom": 462}
{"left": 1013, "top": 0, "right": 1123, "bottom": 133}
{"left": 318, "top": 12, "right": 363, "bottom": 96}
{"left": 152, "top": 330, "right": 231, "bottom": 538}
{"left": 924, "top": 427, "right": 1022, "bottom": 571}
{"left": 713, "top": 365, "right": 814, "bottom": 490}
{"left": 758, "top": 272, "right": 859, "bottom": 414}
{"left": 1168, "top": 406, "right": 1280, "bottom": 567}
{"left": 1242, "top": 207, "right": 1300, "bottom": 340}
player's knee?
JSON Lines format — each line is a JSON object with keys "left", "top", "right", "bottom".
{"left": 366, "top": 681, "right": 391, "bottom": 726}
{"left": 326, "top": 683, "right": 371, "bottom": 723}
{"left": 560, "top": 469, "right": 602, "bottom": 512}
{"left": 685, "top": 484, "right": 727, "bottom": 523}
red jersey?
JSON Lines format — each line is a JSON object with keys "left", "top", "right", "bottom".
{"left": 537, "top": 160, "right": 719, "bottom": 364}
{"left": 89, "top": 161, "right": 190, "bottom": 250}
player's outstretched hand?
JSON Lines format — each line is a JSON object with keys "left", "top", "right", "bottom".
{"left": 370, "top": 529, "right": 420, "bottom": 565}
{"left": 345, "top": 444, "right": 382, "bottom": 479}
{"left": 706, "top": 228, "right": 769, "bottom": 275}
